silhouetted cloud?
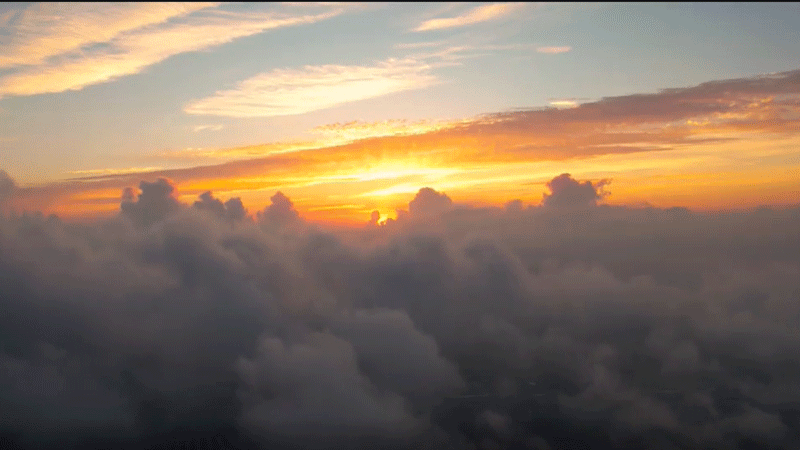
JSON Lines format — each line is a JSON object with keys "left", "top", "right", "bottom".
{"left": 120, "top": 178, "right": 182, "bottom": 227}
{"left": 257, "top": 191, "right": 300, "bottom": 228}
{"left": 542, "top": 173, "right": 609, "bottom": 208}
{"left": 408, "top": 187, "right": 453, "bottom": 216}
{"left": 193, "top": 190, "right": 249, "bottom": 222}
{"left": 0, "top": 169, "right": 15, "bottom": 208}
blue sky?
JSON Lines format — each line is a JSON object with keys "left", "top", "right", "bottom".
{"left": 1, "top": 2, "right": 800, "bottom": 222}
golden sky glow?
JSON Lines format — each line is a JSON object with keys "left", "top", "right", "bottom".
{"left": 2, "top": 3, "right": 800, "bottom": 226}
{"left": 8, "top": 68, "right": 800, "bottom": 226}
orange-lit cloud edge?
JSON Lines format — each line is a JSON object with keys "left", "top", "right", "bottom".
{"left": 8, "top": 69, "right": 800, "bottom": 226}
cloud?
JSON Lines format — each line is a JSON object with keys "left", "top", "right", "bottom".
{"left": 0, "top": 169, "right": 15, "bottom": 206}
{"left": 408, "top": 187, "right": 453, "bottom": 217}
{"left": 184, "top": 58, "right": 438, "bottom": 118}
{"left": 192, "top": 124, "right": 224, "bottom": 132}
{"left": 0, "top": 3, "right": 217, "bottom": 68}
{"left": 536, "top": 46, "right": 572, "bottom": 54}
{"left": 66, "top": 167, "right": 165, "bottom": 177}
{"left": 257, "top": 191, "right": 300, "bottom": 228}
{"left": 120, "top": 178, "right": 182, "bottom": 228}
{"left": 413, "top": 3, "right": 526, "bottom": 32}
{"left": 0, "top": 3, "right": 348, "bottom": 97}
{"left": 193, "top": 190, "right": 249, "bottom": 223}
{"left": 2, "top": 176, "right": 800, "bottom": 448}
{"left": 541, "top": 173, "right": 609, "bottom": 208}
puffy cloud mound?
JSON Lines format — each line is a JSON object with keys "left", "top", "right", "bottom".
{"left": 0, "top": 170, "right": 15, "bottom": 211}
{"left": 542, "top": 173, "right": 609, "bottom": 208}
{"left": 120, "top": 178, "right": 182, "bottom": 227}
{"left": 193, "top": 190, "right": 249, "bottom": 222}
{"left": 408, "top": 187, "right": 453, "bottom": 217}
{"left": 258, "top": 191, "right": 300, "bottom": 228}
{"left": 2, "top": 174, "right": 800, "bottom": 449}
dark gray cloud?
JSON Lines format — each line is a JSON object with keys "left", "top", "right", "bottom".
{"left": 120, "top": 178, "right": 182, "bottom": 228}
{"left": 2, "top": 174, "right": 800, "bottom": 449}
{"left": 193, "top": 190, "right": 250, "bottom": 223}
{"left": 408, "top": 187, "right": 453, "bottom": 217}
{"left": 257, "top": 191, "right": 300, "bottom": 229}
{"left": 541, "top": 173, "right": 609, "bottom": 208}
{"left": 0, "top": 169, "right": 14, "bottom": 214}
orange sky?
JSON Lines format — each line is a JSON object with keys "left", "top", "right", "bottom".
{"left": 7, "top": 70, "right": 800, "bottom": 225}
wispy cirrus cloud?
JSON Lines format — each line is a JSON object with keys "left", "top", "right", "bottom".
{"left": 0, "top": 2, "right": 218, "bottom": 68}
{"left": 0, "top": 3, "right": 349, "bottom": 98}
{"left": 413, "top": 2, "right": 526, "bottom": 32}
{"left": 184, "top": 58, "right": 439, "bottom": 118}
{"left": 536, "top": 46, "right": 572, "bottom": 54}
{"left": 192, "top": 124, "right": 224, "bottom": 132}
{"left": 66, "top": 166, "right": 165, "bottom": 177}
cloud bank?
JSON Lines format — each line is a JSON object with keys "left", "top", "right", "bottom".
{"left": 2, "top": 172, "right": 800, "bottom": 449}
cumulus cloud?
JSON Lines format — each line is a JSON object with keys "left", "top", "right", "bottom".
{"left": 193, "top": 190, "right": 249, "bottom": 223}
{"left": 0, "top": 169, "right": 15, "bottom": 208}
{"left": 541, "top": 173, "right": 609, "bottom": 208}
{"left": 257, "top": 191, "right": 300, "bottom": 228}
{"left": 120, "top": 178, "right": 182, "bottom": 227}
{"left": 408, "top": 187, "right": 453, "bottom": 216}
{"left": 2, "top": 173, "right": 800, "bottom": 449}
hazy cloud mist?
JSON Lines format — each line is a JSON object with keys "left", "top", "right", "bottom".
{"left": 1, "top": 173, "right": 800, "bottom": 449}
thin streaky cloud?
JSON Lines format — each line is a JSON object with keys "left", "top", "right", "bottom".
{"left": 0, "top": 4, "right": 348, "bottom": 97}
{"left": 193, "top": 124, "right": 225, "bottom": 132}
{"left": 536, "top": 46, "right": 572, "bottom": 54}
{"left": 394, "top": 41, "right": 448, "bottom": 49}
{"left": 66, "top": 167, "right": 165, "bottom": 177}
{"left": 549, "top": 100, "right": 578, "bottom": 108}
{"left": 413, "top": 2, "right": 526, "bottom": 32}
{"left": 184, "top": 58, "right": 438, "bottom": 118}
{"left": 0, "top": 3, "right": 218, "bottom": 68}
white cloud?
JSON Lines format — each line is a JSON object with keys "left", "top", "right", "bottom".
{"left": 413, "top": 2, "right": 526, "bottom": 32}
{"left": 184, "top": 58, "right": 438, "bottom": 118}
{"left": 192, "top": 124, "right": 224, "bottom": 132}
{"left": 0, "top": 3, "right": 348, "bottom": 97}
{"left": 536, "top": 46, "right": 572, "bottom": 54}
{"left": 0, "top": 3, "right": 218, "bottom": 68}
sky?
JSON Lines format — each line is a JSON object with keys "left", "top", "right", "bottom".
{"left": 1, "top": 2, "right": 799, "bottom": 224}
{"left": 4, "top": 4, "right": 800, "bottom": 450}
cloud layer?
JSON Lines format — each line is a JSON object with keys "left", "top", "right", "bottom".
{"left": 1, "top": 173, "right": 800, "bottom": 449}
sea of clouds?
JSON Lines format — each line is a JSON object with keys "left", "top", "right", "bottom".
{"left": 1, "top": 169, "right": 800, "bottom": 449}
